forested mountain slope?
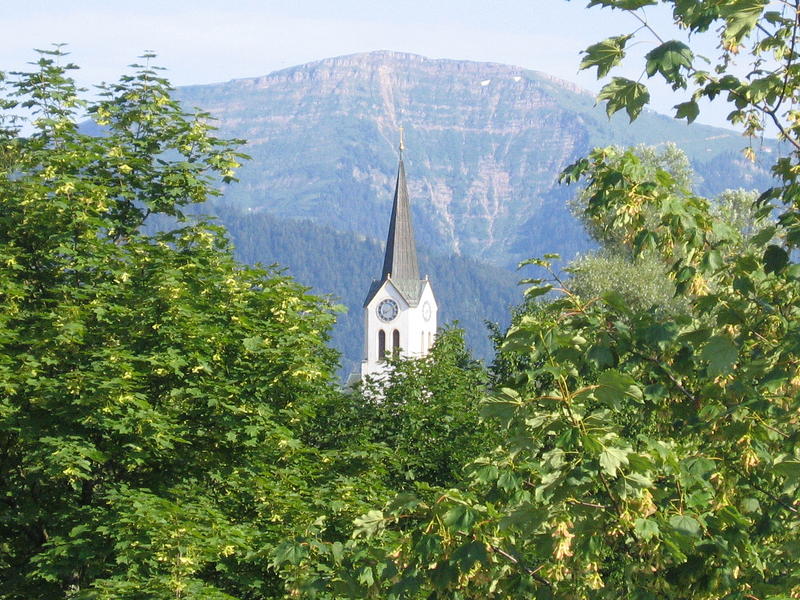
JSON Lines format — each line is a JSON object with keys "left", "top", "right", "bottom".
{"left": 204, "top": 208, "right": 522, "bottom": 377}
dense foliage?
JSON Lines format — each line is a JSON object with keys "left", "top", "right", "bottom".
{"left": 0, "top": 50, "right": 385, "bottom": 599}
{"left": 0, "top": 52, "right": 498, "bottom": 599}
{"left": 353, "top": 327, "right": 496, "bottom": 490}
{"left": 308, "top": 2, "right": 800, "bottom": 599}
{"left": 5, "top": 0, "right": 800, "bottom": 597}
{"left": 567, "top": 145, "right": 763, "bottom": 315}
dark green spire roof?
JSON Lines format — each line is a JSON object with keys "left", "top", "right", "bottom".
{"left": 381, "top": 158, "right": 419, "bottom": 282}
{"left": 363, "top": 149, "right": 427, "bottom": 308}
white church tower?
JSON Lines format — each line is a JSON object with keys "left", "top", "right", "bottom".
{"left": 359, "top": 135, "right": 438, "bottom": 381}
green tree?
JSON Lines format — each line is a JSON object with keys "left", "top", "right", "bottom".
{"left": 567, "top": 249, "right": 687, "bottom": 313}
{"left": 315, "top": 3, "right": 800, "bottom": 599}
{"left": 711, "top": 188, "right": 763, "bottom": 246}
{"left": 565, "top": 144, "right": 766, "bottom": 316}
{"left": 271, "top": 328, "right": 500, "bottom": 596}
{"left": 568, "top": 143, "right": 696, "bottom": 250}
{"left": 566, "top": 144, "right": 695, "bottom": 315}
{"left": 355, "top": 327, "right": 494, "bottom": 490}
{"left": 303, "top": 326, "right": 493, "bottom": 493}
{"left": 0, "top": 49, "right": 377, "bottom": 599}
{"left": 337, "top": 144, "right": 798, "bottom": 600}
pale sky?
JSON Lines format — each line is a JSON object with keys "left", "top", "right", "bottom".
{"left": 2, "top": 0, "right": 737, "bottom": 129}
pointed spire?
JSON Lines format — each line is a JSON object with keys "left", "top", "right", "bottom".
{"left": 381, "top": 133, "right": 419, "bottom": 282}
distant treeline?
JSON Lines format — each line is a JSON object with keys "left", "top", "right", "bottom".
{"left": 159, "top": 206, "right": 524, "bottom": 378}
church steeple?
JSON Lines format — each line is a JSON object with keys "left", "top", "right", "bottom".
{"left": 353, "top": 130, "right": 438, "bottom": 385}
{"left": 381, "top": 152, "right": 420, "bottom": 282}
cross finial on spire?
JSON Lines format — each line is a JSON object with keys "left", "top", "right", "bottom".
{"left": 399, "top": 125, "right": 405, "bottom": 156}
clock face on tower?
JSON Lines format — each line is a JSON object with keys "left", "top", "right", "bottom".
{"left": 377, "top": 298, "right": 399, "bottom": 322}
{"left": 422, "top": 301, "right": 432, "bottom": 321}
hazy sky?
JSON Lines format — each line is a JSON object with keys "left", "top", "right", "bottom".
{"left": 3, "top": 1, "right": 735, "bottom": 128}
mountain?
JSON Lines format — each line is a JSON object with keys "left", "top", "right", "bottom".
{"left": 166, "top": 51, "right": 778, "bottom": 374}
{"left": 174, "top": 50, "right": 776, "bottom": 269}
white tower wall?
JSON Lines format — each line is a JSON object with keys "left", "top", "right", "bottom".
{"left": 361, "top": 280, "right": 438, "bottom": 380}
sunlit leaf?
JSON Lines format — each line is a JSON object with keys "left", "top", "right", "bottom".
{"left": 599, "top": 446, "right": 630, "bottom": 476}
{"left": 580, "top": 34, "right": 633, "bottom": 78}
{"left": 701, "top": 335, "right": 738, "bottom": 376}
{"left": 597, "top": 77, "right": 650, "bottom": 121}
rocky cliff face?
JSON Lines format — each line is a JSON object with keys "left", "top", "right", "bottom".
{"left": 177, "top": 51, "right": 772, "bottom": 268}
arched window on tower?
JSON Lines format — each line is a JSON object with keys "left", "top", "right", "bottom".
{"left": 378, "top": 330, "right": 386, "bottom": 360}
{"left": 392, "top": 329, "right": 400, "bottom": 356}
{"left": 428, "top": 331, "right": 432, "bottom": 350}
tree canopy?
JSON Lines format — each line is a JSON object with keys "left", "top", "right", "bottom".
{"left": 0, "top": 49, "right": 382, "bottom": 599}
{"left": 5, "top": 1, "right": 800, "bottom": 596}
{"left": 313, "top": 2, "right": 800, "bottom": 599}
